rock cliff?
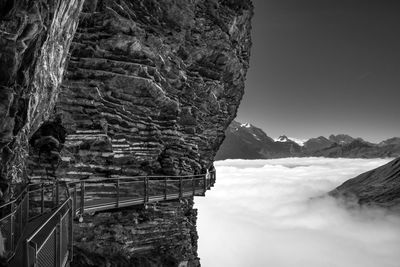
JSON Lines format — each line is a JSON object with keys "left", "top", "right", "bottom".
{"left": 0, "top": 0, "right": 85, "bottom": 197}
{"left": 1, "top": 0, "right": 253, "bottom": 266}
{"left": 73, "top": 199, "right": 200, "bottom": 267}
{"left": 28, "top": 0, "right": 253, "bottom": 181}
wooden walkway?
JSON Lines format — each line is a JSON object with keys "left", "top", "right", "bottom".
{"left": 1, "top": 171, "right": 216, "bottom": 267}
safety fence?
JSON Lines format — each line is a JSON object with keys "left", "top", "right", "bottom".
{"left": 69, "top": 171, "right": 216, "bottom": 219}
{"left": 0, "top": 182, "right": 67, "bottom": 261}
{"left": 25, "top": 185, "right": 73, "bottom": 267}
{"left": 1, "top": 170, "right": 215, "bottom": 267}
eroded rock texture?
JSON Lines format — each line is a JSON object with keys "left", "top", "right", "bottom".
{"left": 27, "top": 0, "right": 253, "bottom": 181}
{"left": 0, "top": 0, "right": 84, "bottom": 197}
{"left": 72, "top": 199, "right": 199, "bottom": 267}
{"left": 21, "top": 0, "right": 253, "bottom": 265}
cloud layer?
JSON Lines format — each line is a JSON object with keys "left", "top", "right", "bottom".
{"left": 195, "top": 157, "right": 400, "bottom": 267}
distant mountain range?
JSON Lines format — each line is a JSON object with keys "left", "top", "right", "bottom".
{"left": 215, "top": 121, "right": 400, "bottom": 160}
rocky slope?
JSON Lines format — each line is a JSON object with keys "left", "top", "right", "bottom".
{"left": 0, "top": 0, "right": 253, "bottom": 266}
{"left": 330, "top": 157, "right": 400, "bottom": 211}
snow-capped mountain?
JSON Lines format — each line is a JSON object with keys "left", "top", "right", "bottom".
{"left": 215, "top": 121, "right": 302, "bottom": 160}
{"left": 274, "top": 135, "right": 305, "bottom": 146}
{"left": 216, "top": 120, "right": 400, "bottom": 160}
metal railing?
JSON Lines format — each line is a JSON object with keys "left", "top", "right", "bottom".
{"left": 68, "top": 170, "right": 216, "bottom": 220}
{"left": 24, "top": 187, "right": 73, "bottom": 267}
{"left": 1, "top": 169, "right": 216, "bottom": 267}
{"left": 0, "top": 182, "right": 67, "bottom": 261}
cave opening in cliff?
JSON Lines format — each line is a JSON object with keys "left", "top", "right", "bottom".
{"left": 29, "top": 117, "right": 67, "bottom": 179}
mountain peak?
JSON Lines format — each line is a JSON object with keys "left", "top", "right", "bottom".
{"left": 240, "top": 122, "right": 252, "bottom": 128}
{"left": 329, "top": 134, "right": 356, "bottom": 144}
{"left": 275, "top": 135, "right": 305, "bottom": 146}
{"left": 276, "top": 135, "right": 290, "bottom": 142}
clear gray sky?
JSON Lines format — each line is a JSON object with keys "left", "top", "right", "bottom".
{"left": 237, "top": 0, "right": 400, "bottom": 143}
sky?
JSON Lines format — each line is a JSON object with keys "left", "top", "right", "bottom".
{"left": 196, "top": 158, "right": 400, "bottom": 267}
{"left": 237, "top": 0, "right": 400, "bottom": 143}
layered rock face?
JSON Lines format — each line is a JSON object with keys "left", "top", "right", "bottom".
{"left": 28, "top": 0, "right": 253, "bottom": 181}
{"left": 73, "top": 199, "right": 199, "bottom": 267}
{"left": 0, "top": 0, "right": 84, "bottom": 197}
{"left": 17, "top": 0, "right": 253, "bottom": 266}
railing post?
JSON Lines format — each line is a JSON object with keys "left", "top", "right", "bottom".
{"left": 69, "top": 201, "right": 74, "bottom": 262}
{"left": 192, "top": 176, "right": 195, "bottom": 196}
{"left": 144, "top": 177, "right": 148, "bottom": 203}
{"left": 26, "top": 191, "right": 30, "bottom": 221}
{"left": 56, "top": 180, "right": 60, "bottom": 205}
{"left": 24, "top": 240, "right": 30, "bottom": 267}
{"left": 55, "top": 216, "right": 59, "bottom": 267}
{"left": 58, "top": 213, "right": 62, "bottom": 267}
{"left": 203, "top": 174, "right": 206, "bottom": 194}
{"left": 41, "top": 183, "right": 45, "bottom": 214}
{"left": 116, "top": 179, "right": 120, "bottom": 208}
{"left": 10, "top": 202, "right": 15, "bottom": 251}
{"left": 73, "top": 184, "right": 77, "bottom": 216}
{"left": 179, "top": 176, "right": 183, "bottom": 199}
{"left": 20, "top": 198, "right": 23, "bottom": 240}
{"left": 146, "top": 177, "right": 149, "bottom": 202}
{"left": 164, "top": 177, "right": 167, "bottom": 200}
{"left": 79, "top": 181, "right": 85, "bottom": 222}
{"left": 52, "top": 182, "right": 56, "bottom": 208}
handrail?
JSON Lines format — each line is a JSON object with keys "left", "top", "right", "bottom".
{"left": 1, "top": 181, "right": 68, "bottom": 263}
{"left": 26, "top": 188, "right": 70, "bottom": 243}
{"left": 25, "top": 196, "right": 73, "bottom": 267}
{"left": 0, "top": 186, "right": 28, "bottom": 210}
{"left": 65, "top": 171, "right": 216, "bottom": 184}
{"left": 3, "top": 169, "right": 216, "bottom": 267}
{"left": 69, "top": 169, "right": 216, "bottom": 220}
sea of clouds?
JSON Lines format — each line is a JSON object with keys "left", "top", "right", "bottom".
{"left": 195, "top": 157, "right": 400, "bottom": 267}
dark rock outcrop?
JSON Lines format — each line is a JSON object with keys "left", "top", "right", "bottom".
{"left": 0, "top": 0, "right": 85, "bottom": 197}
{"left": 73, "top": 199, "right": 200, "bottom": 267}
{"left": 330, "top": 157, "right": 400, "bottom": 211}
